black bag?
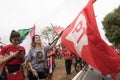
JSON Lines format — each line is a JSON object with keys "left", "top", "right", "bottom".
{"left": 38, "top": 71, "right": 48, "bottom": 79}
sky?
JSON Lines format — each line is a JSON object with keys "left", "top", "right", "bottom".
{"left": 0, "top": 0, "right": 120, "bottom": 44}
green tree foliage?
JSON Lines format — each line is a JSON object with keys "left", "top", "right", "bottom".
{"left": 102, "top": 5, "right": 120, "bottom": 48}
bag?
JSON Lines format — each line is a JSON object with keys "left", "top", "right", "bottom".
{"left": 5, "top": 65, "right": 24, "bottom": 80}
{"left": 38, "top": 67, "right": 49, "bottom": 79}
{"left": 38, "top": 71, "right": 48, "bottom": 79}
{"left": 7, "top": 70, "right": 24, "bottom": 80}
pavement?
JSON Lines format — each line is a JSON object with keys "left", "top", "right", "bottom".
{"left": 73, "top": 66, "right": 113, "bottom": 80}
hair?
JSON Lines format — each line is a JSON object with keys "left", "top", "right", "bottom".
{"left": 9, "top": 30, "right": 20, "bottom": 42}
{"left": 30, "top": 34, "right": 43, "bottom": 49}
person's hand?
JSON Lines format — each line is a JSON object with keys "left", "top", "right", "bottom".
{"left": 52, "top": 49, "right": 56, "bottom": 55}
{"left": 18, "top": 50, "right": 24, "bottom": 57}
{"left": 10, "top": 51, "right": 19, "bottom": 58}
{"left": 31, "top": 68, "right": 37, "bottom": 76}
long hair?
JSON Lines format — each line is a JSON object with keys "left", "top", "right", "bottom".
{"left": 30, "top": 35, "right": 43, "bottom": 49}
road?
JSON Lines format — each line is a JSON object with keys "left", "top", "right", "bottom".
{"left": 73, "top": 67, "right": 113, "bottom": 80}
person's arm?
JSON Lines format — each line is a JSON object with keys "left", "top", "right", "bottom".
{"left": 26, "top": 61, "right": 36, "bottom": 76}
{"left": 26, "top": 61, "right": 34, "bottom": 71}
{"left": 0, "top": 52, "right": 18, "bottom": 65}
{"left": 25, "top": 50, "right": 36, "bottom": 76}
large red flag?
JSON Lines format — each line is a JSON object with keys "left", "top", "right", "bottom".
{"left": 61, "top": 0, "right": 120, "bottom": 78}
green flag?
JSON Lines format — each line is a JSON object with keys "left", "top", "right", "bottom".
{"left": 18, "top": 28, "right": 30, "bottom": 40}
{"left": 17, "top": 28, "right": 31, "bottom": 42}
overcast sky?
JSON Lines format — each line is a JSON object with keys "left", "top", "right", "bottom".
{"left": 0, "top": 0, "right": 120, "bottom": 44}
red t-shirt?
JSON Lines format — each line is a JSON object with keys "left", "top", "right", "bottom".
{"left": 63, "top": 49, "right": 75, "bottom": 60}
{"left": 0, "top": 44, "right": 26, "bottom": 65}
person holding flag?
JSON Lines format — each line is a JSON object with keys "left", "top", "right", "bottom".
{"left": 46, "top": 47, "right": 56, "bottom": 80}
{"left": 26, "top": 32, "right": 62, "bottom": 80}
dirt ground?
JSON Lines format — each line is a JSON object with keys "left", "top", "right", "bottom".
{"left": 52, "top": 58, "right": 77, "bottom": 80}
{"left": 25, "top": 58, "right": 77, "bottom": 80}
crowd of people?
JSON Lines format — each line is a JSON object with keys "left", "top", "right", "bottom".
{"left": 0, "top": 29, "right": 62, "bottom": 80}
{"left": 0, "top": 29, "right": 86, "bottom": 80}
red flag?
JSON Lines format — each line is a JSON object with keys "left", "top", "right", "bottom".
{"left": 51, "top": 24, "right": 64, "bottom": 35}
{"left": 30, "top": 24, "right": 35, "bottom": 37}
{"left": 61, "top": 0, "right": 120, "bottom": 77}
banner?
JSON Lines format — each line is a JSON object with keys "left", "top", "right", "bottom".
{"left": 61, "top": 0, "right": 120, "bottom": 77}
{"left": 19, "top": 25, "right": 35, "bottom": 56}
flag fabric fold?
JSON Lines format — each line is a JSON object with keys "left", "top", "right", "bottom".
{"left": 61, "top": 0, "right": 120, "bottom": 79}
{"left": 19, "top": 26, "right": 35, "bottom": 56}
{"left": 51, "top": 24, "right": 64, "bottom": 35}
{"left": 18, "top": 28, "right": 31, "bottom": 43}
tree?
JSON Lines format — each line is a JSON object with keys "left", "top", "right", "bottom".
{"left": 102, "top": 5, "right": 120, "bottom": 48}
{"left": 41, "top": 26, "right": 56, "bottom": 43}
